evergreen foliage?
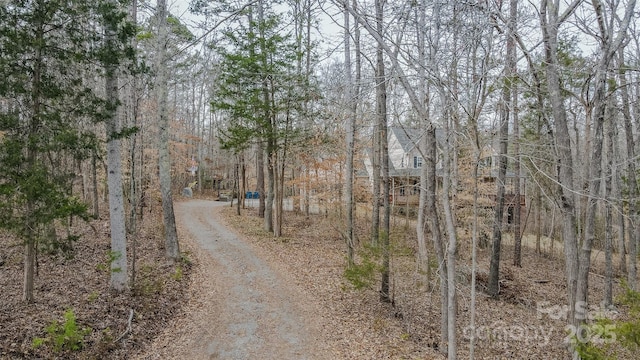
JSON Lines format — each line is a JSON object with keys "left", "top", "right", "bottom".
{"left": 211, "top": 11, "right": 309, "bottom": 152}
{"left": 574, "top": 285, "right": 640, "bottom": 359}
{"left": 0, "top": 0, "right": 98, "bottom": 247}
{"left": 0, "top": 0, "right": 136, "bottom": 300}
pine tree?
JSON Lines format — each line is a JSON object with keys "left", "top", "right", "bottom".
{"left": 0, "top": 0, "right": 100, "bottom": 301}
{"left": 212, "top": 4, "right": 310, "bottom": 236}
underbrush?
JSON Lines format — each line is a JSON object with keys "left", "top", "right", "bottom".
{"left": 0, "top": 208, "right": 193, "bottom": 359}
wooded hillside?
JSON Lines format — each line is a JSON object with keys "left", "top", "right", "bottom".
{"left": 1, "top": 0, "right": 640, "bottom": 359}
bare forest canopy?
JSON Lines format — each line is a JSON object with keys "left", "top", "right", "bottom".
{"left": 2, "top": 0, "right": 640, "bottom": 359}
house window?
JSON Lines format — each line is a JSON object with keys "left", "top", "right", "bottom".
{"left": 413, "top": 156, "right": 423, "bottom": 168}
{"left": 479, "top": 157, "right": 491, "bottom": 168}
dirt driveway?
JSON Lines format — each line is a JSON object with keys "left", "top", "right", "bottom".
{"left": 137, "top": 199, "right": 329, "bottom": 360}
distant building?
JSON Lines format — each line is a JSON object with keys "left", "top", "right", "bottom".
{"left": 361, "top": 126, "right": 526, "bottom": 221}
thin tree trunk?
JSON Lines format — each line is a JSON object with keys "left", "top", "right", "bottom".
{"left": 488, "top": 68, "right": 509, "bottom": 299}
{"left": 536, "top": 184, "right": 541, "bottom": 254}
{"left": 343, "top": 1, "right": 355, "bottom": 265}
{"left": 415, "top": 0, "right": 429, "bottom": 272}
{"left": 604, "top": 106, "right": 614, "bottom": 307}
{"left": 157, "top": 0, "right": 180, "bottom": 261}
{"left": 235, "top": 156, "right": 240, "bottom": 215}
{"left": 24, "top": 17, "right": 43, "bottom": 301}
{"left": 427, "top": 126, "right": 448, "bottom": 350}
{"left": 265, "top": 147, "right": 275, "bottom": 233}
{"left": 441, "top": 107, "right": 457, "bottom": 360}
{"left": 371, "top": 123, "right": 381, "bottom": 246}
{"left": 92, "top": 152, "right": 99, "bottom": 218}
{"left": 540, "top": 0, "right": 580, "bottom": 326}
{"left": 128, "top": 0, "right": 139, "bottom": 288}
{"left": 375, "top": 0, "right": 391, "bottom": 304}
{"left": 511, "top": 0, "right": 521, "bottom": 267}
{"left": 469, "top": 120, "right": 481, "bottom": 359}
{"left": 614, "top": 123, "right": 627, "bottom": 274}
{"left": 257, "top": 143, "right": 265, "bottom": 217}
{"left": 619, "top": 49, "right": 638, "bottom": 290}
{"left": 241, "top": 153, "right": 246, "bottom": 209}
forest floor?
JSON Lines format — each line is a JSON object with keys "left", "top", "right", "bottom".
{"left": 0, "top": 199, "right": 192, "bottom": 359}
{"left": 1, "top": 197, "right": 633, "bottom": 359}
{"left": 140, "top": 199, "right": 633, "bottom": 359}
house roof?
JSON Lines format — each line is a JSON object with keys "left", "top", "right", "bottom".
{"left": 390, "top": 126, "right": 421, "bottom": 152}
{"left": 389, "top": 126, "right": 446, "bottom": 152}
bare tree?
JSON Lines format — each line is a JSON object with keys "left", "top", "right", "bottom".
{"left": 576, "top": 0, "right": 635, "bottom": 323}
{"left": 604, "top": 101, "right": 614, "bottom": 307}
{"left": 343, "top": 1, "right": 355, "bottom": 265}
{"left": 619, "top": 46, "right": 639, "bottom": 289}
{"left": 488, "top": 0, "right": 515, "bottom": 297}
{"left": 510, "top": 0, "right": 522, "bottom": 268}
{"left": 157, "top": 0, "right": 180, "bottom": 261}
{"left": 540, "top": 0, "right": 636, "bottom": 332}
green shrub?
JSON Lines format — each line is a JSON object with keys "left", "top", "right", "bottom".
{"left": 32, "top": 309, "right": 91, "bottom": 352}
{"left": 574, "top": 284, "right": 640, "bottom": 359}
{"left": 344, "top": 243, "right": 382, "bottom": 290}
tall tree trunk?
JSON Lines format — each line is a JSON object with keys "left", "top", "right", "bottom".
{"left": 540, "top": 0, "right": 580, "bottom": 325}
{"left": 157, "top": 0, "right": 180, "bottom": 261}
{"left": 613, "top": 96, "right": 626, "bottom": 274}
{"left": 487, "top": 53, "right": 510, "bottom": 298}
{"left": 128, "top": 0, "right": 139, "bottom": 289}
{"left": 604, "top": 105, "right": 614, "bottom": 307}
{"left": 257, "top": 0, "right": 275, "bottom": 234}
{"left": 105, "top": 0, "right": 128, "bottom": 290}
{"left": 415, "top": 0, "right": 429, "bottom": 272}
{"left": 441, "top": 101, "right": 457, "bottom": 360}
{"left": 510, "top": 0, "right": 522, "bottom": 267}
{"left": 22, "top": 18, "right": 46, "bottom": 302}
{"left": 427, "top": 126, "right": 448, "bottom": 350}
{"left": 619, "top": 49, "right": 639, "bottom": 290}
{"left": 469, "top": 108, "right": 482, "bottom": 360}
{"left": 343, "top": 1, "right": 355, "bottom": 265}
{"left": 375, "top": 0, "right": 391, "bottom": 304}
{"left": 429, "top": 0, "right": 448, "bottom": 349}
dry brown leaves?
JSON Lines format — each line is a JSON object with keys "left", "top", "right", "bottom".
{"left": 0, "top": 208, "right": 192, "bottom": 360}
{"left": 219, "top": 206, "right": 628, "bottom": 360}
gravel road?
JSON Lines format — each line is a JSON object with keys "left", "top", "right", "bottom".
{"left": 138, "top": 199, "right": 327, "bottom": 360}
